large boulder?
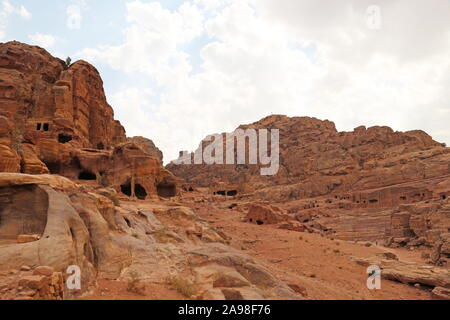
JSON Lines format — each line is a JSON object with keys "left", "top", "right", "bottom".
{"left": 244, "top": 203, "right": 288, "bottom": 225}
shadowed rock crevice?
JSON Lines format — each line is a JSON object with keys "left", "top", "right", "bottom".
{"left": 135, "top": 184, "right": 147, "bottom": 200}
{"left": 0, "top": 185, "right": 48, "bottom": 240}
{"left": 157, "top": 181, "right": 176, "bottom": 198}
{"left": 120, "top": 183, "right": 131, "bottom": 197}
{"left": 78, "top": 171, "right": 96, "bottom": 181}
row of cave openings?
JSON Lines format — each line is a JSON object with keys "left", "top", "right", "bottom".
{"left": 213, "top": 190, "right": 238, "bottom": 196}
{"left": 76, "top": 171, "right": 177, "bottom": 200}
{"left": 43, "top": 155, "right": 177, "bottom": 201}
{"left": 120, "top": 179, "right": 177, "bottom": 200}
{"left": 57, "top": 133, "right": 105, "bottom": 150}
{"left": 36, "top": 123, "right": 49, "bottom": 132}
{"left": 36, "top": 124, "right": 105, "bottom": 151}
{"left": 76, "top": 171, "right": 176, "bottom": 200}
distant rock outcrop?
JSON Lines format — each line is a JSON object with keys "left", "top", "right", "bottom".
{"left": 168, "top": 114, "right": 449, "bottom": 201}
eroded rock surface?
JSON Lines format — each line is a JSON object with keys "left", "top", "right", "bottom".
{"left": 0, "top": 41, "right": 177, "bottom": 200}
{"left": 0, "top": 173, "right": 299, "bottom": 300}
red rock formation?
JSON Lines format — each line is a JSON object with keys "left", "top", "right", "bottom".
{"left": 244, "top": 203, "right": 288, "bottom": 225}
{"left": 168, "top": 115, "right": 449, "bottom": 201}
{"left": 0, "top": 41, "right": 177, "bottom": 199}
{"left": 168, "top": 115, "right": 450, "bottom": 254}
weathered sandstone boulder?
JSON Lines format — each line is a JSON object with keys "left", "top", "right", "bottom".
{"left": 244, "top": 203, "right": 288, "bottom": 225}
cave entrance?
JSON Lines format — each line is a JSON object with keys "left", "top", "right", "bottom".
{"left": 120, "top": 182, "right": 148, "bottom": 200}
{"left": 44, "top": 161, "right": 60, "bottom": 174}
{"left": 157, "top": 182, "right": 176, "bottom": 198}
{"left": 97, "top": 143, "right": 104, "bottom": 150}
{"left": 135, "top": 184, "right": 147, "bottom": 200}
{"left": 121, "top": 183, "right": 132, "bottom": 197}
{"left": 58, "top": 133, "right": 72, "bottom": 144}
{"left": 216, "top": 191, "right": 226, "bottom": 196}
{"left": 227, "top": 190, "right": 238, "bottom": 196}
{"left": 442, "top": 194, "right": 447, "bottom": 200}
{"left": 78, "top": 171, "right": 96, "bottom": 181}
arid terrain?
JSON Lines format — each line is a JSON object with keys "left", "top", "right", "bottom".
{"left": 0, "top": 41, "right": 449, "bottom": 300}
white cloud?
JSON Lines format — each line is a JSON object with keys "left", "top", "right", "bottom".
{"left": 79, "top": 0, "right": 450, "bottom": 162}
{"left": 18, "top": 5, "right": 31, "bottom": 20}
{"left": 28, "top": 33, "right": 56, "bottom": 49}
{"left": 0, "top": 1, "right": 32, "bottom": 40}
{"left": 66, "top": 0, "right": 88, "bottom": 30}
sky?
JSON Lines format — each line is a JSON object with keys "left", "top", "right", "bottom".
{"left": 1, "top": 0, "right": 450, "bottom": 163}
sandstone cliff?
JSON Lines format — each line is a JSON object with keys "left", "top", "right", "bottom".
{"left": 0, "top": 41, "right": 176, "bottom": 199}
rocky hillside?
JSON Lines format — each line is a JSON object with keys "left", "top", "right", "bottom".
{"left": 0, "top": 41, "right": 449, "bottom": 301}
{"left": 0, "top": 41, "right": 303, "bottom": 301}
{"left": 168, "top": 115, "right": 450, "bottom": 200}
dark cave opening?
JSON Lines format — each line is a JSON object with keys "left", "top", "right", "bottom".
{"left": 157, "top": 182, "right": 176, "bottom": 198}
{"left": 227, "top": 190, "right": 238, "bottom": 196}
{"left": 120, "top": 183, "right": 148, "bottom": 200}
{"left": 78, "top": 171, "right": 96, "bottom": 181}
{"left": 121, "top": 183, "right": 132, "bottom": 197}
{"left": 135, "top": 184, "right": 147, "bottom": 200}
{"left": 58, "top": 133, "right": 73, "bottom": 144}
{"left": 44, "top": 161, "right": 60, "bottom": 174}
{"left": 124, "top": 217, "right": 132, "bottom": 228}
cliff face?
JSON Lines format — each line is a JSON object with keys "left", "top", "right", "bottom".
{"left": 0, "top": 41, "right": 176, "bottom": 199}
{"left": 0, "top": 41, "right": 126, "bottom": 150}
{"left": 167, "top": 114, "right": 450, "bottom": 199}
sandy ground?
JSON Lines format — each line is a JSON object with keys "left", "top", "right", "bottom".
{"left": 82, "top": 280, "right": 187, "bottom": 300}
{"left": 192, "top": 200, "right": 433, "bottom": 300}
{"left": 78, "top": 196, "right": 434, "bottom": 300}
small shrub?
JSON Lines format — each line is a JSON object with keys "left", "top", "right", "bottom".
{"left": 98, "top": 174, "right": 110, "bottom": 187}
{"left": 165, "top": 276, "right": 197, "bottom": 298}
{"left": 65, "top": 57, "right": 72, "bottom": 70}
{"left": 127, "top": 270, "right": 146, "bottom": 296}
{"left": 309, "top": 274, "right": 316, "bottom": 278}
{"left": 364, "top": 242, "right": 372, "bottom": 247}
{"left": 287, "top": 189, "right": 299, "bottom": 200}
{"left": 11, "top": 128, "right": 23, "bottom": 152}
{"left": 421, "top": 252, "right": 430, "bottom": 260}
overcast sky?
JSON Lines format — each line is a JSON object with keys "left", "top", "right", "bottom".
{"left": 2, "top": 0, "right": 450, "bottom": 162}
